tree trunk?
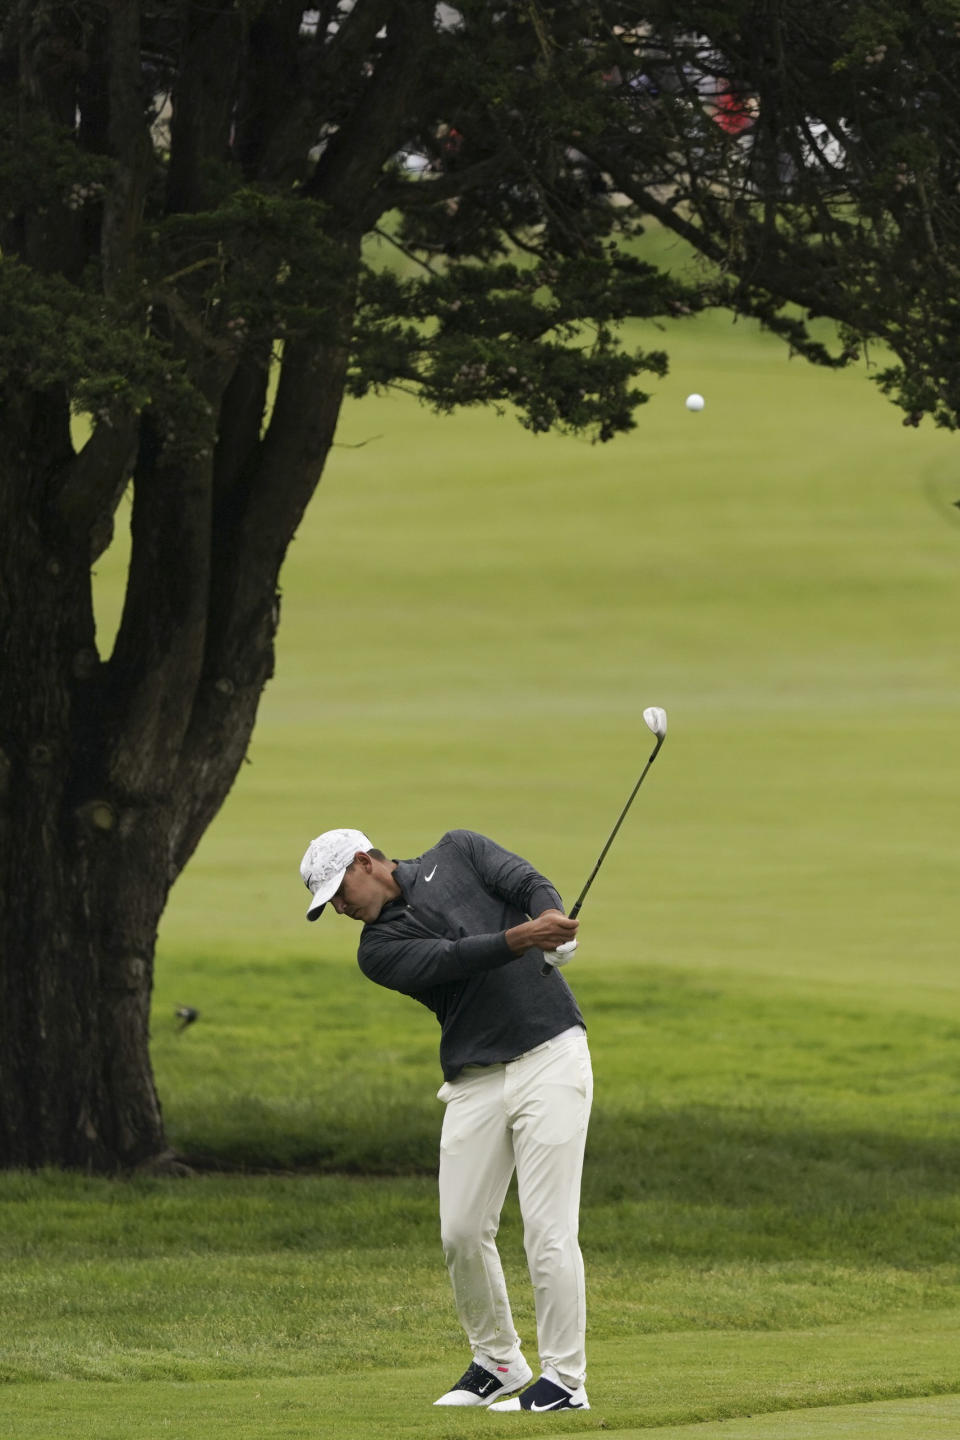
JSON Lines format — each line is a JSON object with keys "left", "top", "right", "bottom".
{"left": 0, "top": 427, "right": 277, "bottom": 1168}
{"left": 0, "top": 286, "right": 354, "bottom": 1171}
{"left": 0, "top": 837, "right": 168, "bottom": 1171}
{"left": 0, "top": 478, "right": 271, "bottom": 1169}
{"left": 0, "top": 438, "right": 170, "bottom": 1168}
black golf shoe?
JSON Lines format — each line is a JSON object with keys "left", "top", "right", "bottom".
{"left": 488, "top": 1374, "right": 590, "bottom": 1412}
{"left": 433, "top": 1356, "right": 533, "bottom": 1407}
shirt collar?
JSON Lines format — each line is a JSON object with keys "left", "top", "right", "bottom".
{"left": 391, "top": 857, "right": 419, "bottom": 901}
{"left": 368, "top": 857, "right": 417, "bottom": 924}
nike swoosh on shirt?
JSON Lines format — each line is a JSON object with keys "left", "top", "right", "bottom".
{"left": 424, "top": 866, "right": 438, "bottom": 881}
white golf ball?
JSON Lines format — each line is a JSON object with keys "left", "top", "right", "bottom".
{"left": 685, "top": 393, "right": 705, "bottom": 411}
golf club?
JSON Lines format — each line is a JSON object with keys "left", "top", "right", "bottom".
{"left": 541, "top": 705, "right": 668, "bottom": 975}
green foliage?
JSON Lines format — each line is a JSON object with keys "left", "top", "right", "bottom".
{"left": 0, "top": 100, "right": 113, "bottom": 213}
{"left": 0, "top": 2, "right": 734, "bottom": 461}
{"left": 0, "top": 256, "right": 204, "bottom": 436}
{"left": 0, "top": 5, "right": 706, "bottom": 475}
{"left": 3, "top": 0, "right": 959, "bottom": 461}
{"left": 350, "top": 251, "right": 690, "bottom": 439}
{"left": 8, "top": 0, "right": 957, "bottom": 452}
{"left": 142, "top": 190, "right": 357, "bottom": 348}
{"left": 626, "top": 0, "right": 960, "bottom": 426}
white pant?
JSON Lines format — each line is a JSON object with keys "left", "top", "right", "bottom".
{"left": 436, "top": 1027, "right": 593, "bottom": 1388}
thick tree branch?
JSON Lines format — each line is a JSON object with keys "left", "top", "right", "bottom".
{"left": 106, "top": 430, "right": 212, "bottom": 799}
{"left": 308, "top": 2, "right": 435, "bottom": 223}
{"left": 211, "top": 342, "right": 273, "bottom": 510}
{"left": 235, "top": 0, "right": 320, "bottom": 184}
{"left": 166, "top": 0, "right": 247, "bottom": 215}
{"left": 53, "top": 419, "right": 139, "bottom": 563}
{"left": 102, "top": 0, "right": 154, "bottom": 296}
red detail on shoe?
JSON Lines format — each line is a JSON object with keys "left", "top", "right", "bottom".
{"left": 497, "top": 1366, "right": 509, "bottom": 1373}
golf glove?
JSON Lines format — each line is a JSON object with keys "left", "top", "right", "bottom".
{"left": 542, "top": 939, "right": 578, "bottom": 968}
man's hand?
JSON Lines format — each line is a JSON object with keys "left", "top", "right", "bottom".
{"left": 506, "top": 908, "right": 579, "bottom": 956}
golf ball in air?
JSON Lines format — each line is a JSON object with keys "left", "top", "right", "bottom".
{"left": 685, "top": 393, "right": 705, "bottom": 411}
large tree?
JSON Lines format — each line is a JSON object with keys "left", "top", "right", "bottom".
{"left": 0, "top": 0, "right": 697, "bottom": 1171}
{"left": 2, "top": 0, "right": 956, "bottom": 1172}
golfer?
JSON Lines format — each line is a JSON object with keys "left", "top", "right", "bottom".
{"left": 300, "top": 826, "right": 592, "bottom": 1413}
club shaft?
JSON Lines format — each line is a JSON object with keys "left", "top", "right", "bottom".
{"left": 540, "top": 731, "right": 665, "bottom": 976}
{"left": 569, "top": 736, "right": 663, "bottom": 918}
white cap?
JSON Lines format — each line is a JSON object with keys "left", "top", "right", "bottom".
{"left": 300, "top": 827, "right": 374, "bottom": 920}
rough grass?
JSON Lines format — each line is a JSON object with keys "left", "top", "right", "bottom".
{"left": 3, "top": 965, "right": 959, "bottom": 1435}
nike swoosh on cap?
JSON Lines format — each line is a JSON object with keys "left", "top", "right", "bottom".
{"left": 424, "top": 866, "right": 438, "bottom": 881}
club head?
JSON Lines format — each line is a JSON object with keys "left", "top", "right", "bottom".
{"left": 643, "top": 705, "right": 668, "bottom": 739}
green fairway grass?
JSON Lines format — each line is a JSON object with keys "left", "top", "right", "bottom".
{"left": 9, "top": 300, "right": 960, "bottom": 1434}
{"left": 1, "top": 1323, "right": 959, "bottom": 1437}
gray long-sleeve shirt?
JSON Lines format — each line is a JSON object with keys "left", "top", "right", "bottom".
{"left": 357, "top": 829, "right": 585, "bottom": 1080}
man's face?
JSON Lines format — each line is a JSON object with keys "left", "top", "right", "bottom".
{"left": 329, "top": 854, "right": 391, "bottom": 924}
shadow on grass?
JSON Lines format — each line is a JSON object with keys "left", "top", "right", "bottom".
{"left": 579, "top": 1104, "right": 960, "bottom": 1265}
{"left": 171, "top": 1096, "right": 960, "bottom": 1266}
{"left": 586, "top": 1104, "right": 960, "bottom": 1207}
